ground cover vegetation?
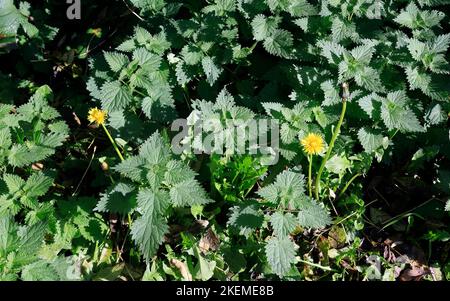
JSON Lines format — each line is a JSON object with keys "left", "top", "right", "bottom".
{"left": 0, "top": 0, "right": 450, "bottom": 281}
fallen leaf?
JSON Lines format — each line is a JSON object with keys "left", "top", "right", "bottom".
{"left": 199, "top": 228, "right": 220, "bottom": 254}
{"left": 170, "top": 258, "right": 192, "bottom": 281}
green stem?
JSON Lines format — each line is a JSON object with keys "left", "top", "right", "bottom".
{"left": 297, "top": 258, "right": 337, "bottom": 272}
{"left": 337, "top": 173, "right": 361, "bottom": 200}
{"left": 102, "top": 123, "right": 124, "bottom": 162}
{"left": 315, "top": 98, "right": 347, "bottom": 201}
{"left": 308, "top": 154, "right": 313, "bottom": 197}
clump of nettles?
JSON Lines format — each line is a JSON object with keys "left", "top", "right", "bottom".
{"left": 0, "top": 85, "right": 69, "bottom": 169}
{"left": 228, "top": 169, "right": 331, "bottom": 277}
{"left": 0, "top": 85, "right": 68, "bottom": 225}
{"left": 95, "top": 132, "right": 211, "bottom": 260}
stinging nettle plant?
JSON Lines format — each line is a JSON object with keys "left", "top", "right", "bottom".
{"left": 228, "top": 169, "right": 331, "bottom": 277}
{"left": 95, "top": 131, "right": 212, "bottom": 261}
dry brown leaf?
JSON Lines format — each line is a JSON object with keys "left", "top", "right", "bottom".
{"left": 170, "top": 258, "right": 192, "bottom": 281}
{"left": 72, "top": 111, "right": 81, "bottom": 126}
{"left": 199, "top": 228, "right": 220, "bottom": 254}
{"left": 399, "top": 266, "right": 430, "bottom": 281}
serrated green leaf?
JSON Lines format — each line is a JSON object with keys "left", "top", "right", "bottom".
{"left": 358, "top": 127, "right": 384, "bottom": 153}
{"left": 131, "top": 189, "right": 169, "bottom": 261}
{"left": 263, "top": 29, "right": 293, "bottom": 58}
{"left": 227, "top": 204, "right": 264, "bottom": 237}
{"left": 201, "top": 56, "right": 222, "bottom": 86}
{"left": 270, "top": 212, "right": 297, "bottom": 237}
{"left": 297, "top": 199, "right": 331, "bottom": 229}
{"left": 103, "top": 51, "right": 129, "bottom": 72}
{"left": 265, "top": 236, "right": 296, "bottom": 277}
{"left": 99, "top": 81, "right": 133, "bottom": 112}
{"left": 23, "top": 172, "right": 53, "bottom": 198}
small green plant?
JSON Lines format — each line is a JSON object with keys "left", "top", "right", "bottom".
{"left": 96, "top": 131, "right": 211, "bottom": 261}
{"left": 0, "top": 215, "right": 81, "bottom": 281}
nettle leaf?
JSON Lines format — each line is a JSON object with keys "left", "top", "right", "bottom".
{"left": 381, "top": 91, "right": 424, "bottom": 133}
{"left": 394, "top": 3, "right": 444, "bottom": 29}
{"left": 297, "top": 199, "right": 331, "bottom": 229}
{"left": 131, "top": 189, "right": 169, "bottom": 261}
{"left": 425, "top": 103, "right": 446, "bottom": 125}
{"left": 357, "top": 93, "right": 382, "bottom": 118}
{"left": 139, "top": 132, "right": 171, "bottom": 165}
{"left": 331, "top": 16, "right": 357, "bottom": 42}
{"left": 3, "top": 173, "right": 25, "bottom": 193}
{"left": 354, "top": 67, "right": 385, "bottom": 93}
{"left": 358, "top": 127, "right": 385, "bottom": 153}
{"left": 22, "top": 256, "right": 82, "bottom": 281}
{"left": 21, "top": 260, "right": 57, "bottom": 281}
{"left": 251, "top": 14, "right": 280, "bottom": 41}
{"left": 202, "top": 56, "right": 222, "bottom": 86}
{"left": 99, "top": 81, "right": 133, "bottom": 112}
{"left": 95, "top": 182, "right": 137, "bottom": 215}
{"left": 175, "top": 61, "right": 195, "bottom": 86}
{"left": 117, "top": 38, "right": 136, "bottom": 52}
{"left": 270, "top": 212, "right": 298, "bottom": 237}
{"left": 17, "top": 220, "right": 47, "bottom": 256}
{"left": 432, "top": 34, "right": 450, "bottom": 54}
{"left": 169, "top": 179, "right": 211, "bottom": 207}
{"left": 258, "top": 170, "right": 305, "bottom": 205}
{"left": 227, "top": 204, "right": 264, "bottom": 237}
{"left": 133, "top": 48, "right": 162, "bottom": 71}
{"left": 321, "top": 80, "right": 341, "bottom": 106}
{"left": 103, "top": 51, "right": 130, "bottom": 72}
{"left": 164, "top": 160, "right": 196, "bottom": 185}
{"left": 181, "top": 45, "right": 203, "bottom": 65}
{"left": 317, "top": 40, "right": 347, "bottom": 65}
{"left": 405, "top": 66, "right": 431, "bottom": 91}
{"left": 287, "top": 0, "right": 317, "bottom": 17}
{"left": 0, "top": 127, "right": 12, "bottom": 149}
{"left": 113, "top": 156, "right": 146, "bottom": 182}
{"left": 23, "top": 173, "right": 53, "bottom": 198}
{"left": 8, "top": 144, "right": 34, "bottom": 167}
{"left": 263, "top": 29, "right": 293, "bottom": 58}
{"left": 265, "top": 236, "right": 296, "bottom": 277}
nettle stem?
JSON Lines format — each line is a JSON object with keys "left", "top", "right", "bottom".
{"left": 102, "top": 124, "right": 125, "bottom": 162}
{"left": 315, "top": 83, "right": 349, "bottom": 201}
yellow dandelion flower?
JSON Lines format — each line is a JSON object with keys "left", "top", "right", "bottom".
{"left": 88, "top": 107, "right": 107, "bottom": 125}
{"left": 301, "top": 133, "right": 324, "bottom": 156}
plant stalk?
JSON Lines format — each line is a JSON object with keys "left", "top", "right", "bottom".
{"left": 315, "top": 83, "right": 349, "bottom": 201}
{"left": 102, "top": 123, "right": 125, "bottom": 162}
{"left": 308, "top": 154, "right": 313, "bottom": 197}
{"left": 337, "top": 173, "right": 361, "bottom": 200}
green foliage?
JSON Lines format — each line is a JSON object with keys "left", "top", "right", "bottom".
{"left": 97, "top": 132, "right": 211, "bottom": 261}
{"left": 0, "top": 85, "right": 68, "bottom": 168}
{"left": 0, "top": 0, "right": 449, "bottom": 282}
{"left": 0, "top": 215, "right": 81, "bottom": 280}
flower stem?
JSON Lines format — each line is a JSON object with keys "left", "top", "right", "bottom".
{"left": 337, "top": 173, "right": 361, "bottom": 200}
{"left": 308, "top": 154, "right": 313, "bottom": 197}
{"left": 315, "top": 84, "right": 349, "bottom": 201}
{"left": 101, "top": 124, "right": 124, "bottom": 162}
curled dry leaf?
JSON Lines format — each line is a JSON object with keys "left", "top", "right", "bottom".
{"left": 72, "top": 112, "right": 81, "bottom": 126}
{"left": 170, "top": 259, "right": 192, "bottom": 281}
{"left": 199, "top": 228, "right": 220, "bottom": 254}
